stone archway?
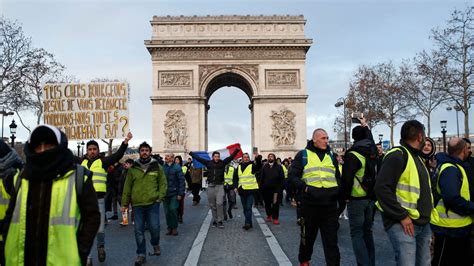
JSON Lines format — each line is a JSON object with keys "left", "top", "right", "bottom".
{"left": 145, "top": 15, "right": 312, "bottom": 158}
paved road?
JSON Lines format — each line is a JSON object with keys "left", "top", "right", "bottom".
{"left": 91, "top": 191, "right": 396, "bottom": 265}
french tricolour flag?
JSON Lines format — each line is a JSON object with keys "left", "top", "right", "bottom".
{"left": 192, "top": 143, "right": 243, "bottom": 168}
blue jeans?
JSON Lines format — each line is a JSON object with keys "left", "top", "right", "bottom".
{"left": 386, "top": 222, "right": 431, "bottom": 266}
{"left": 347, "top": 199, "right": 375, "bottom": 266}
{"left": 133, "top": 202, "right": 161, "bottom": 256}
{"left": 240, "top": 193, "right": 254, "bottom": 226}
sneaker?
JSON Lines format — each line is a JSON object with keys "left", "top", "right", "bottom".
{"left": 153, "top": 245, "right": 161, "bottom": 256}
{"left": 218, "top": 222, "right": 224, "bottom": 229}
{"left": 266, "top": 216, "right": 272, "bottom": 222}
{"left": 97, "top": 246, "right": 106, "bottom": 262}
{"left": 86, "top": 257, "right": 92, "bottom": 266}
{"left": 212, "top": 221, "right": 217, "bottom": 228}
{"left": 273, "top": 219, "right": 280, "bottom": 225}
{"left": 135, "top": 255, "right": 146, "bottom": 265}
{"left": 242, "top": 224, "right": 252, "bottom": 230}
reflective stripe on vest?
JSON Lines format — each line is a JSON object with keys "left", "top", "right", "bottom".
{"left": 82, "top": 159, "right": 107, "bottom": 193}
{"left": 302, "top": 149, "right": 338, "bottom": 188}
{"left": 224, "top": 167, "right": 235, "bottom": 186}
{"left": 375, "top": 146, "right": 432, "bottom": 220}
{"left": 349, "top": 151, "right": 367, "bottom": 197}
{"left": 6, "top": 169, "right": 85, "bottom": 265}
{"left": 431, "top": 163, "right": 472, "bottom": 228}
{"left": 238, "top": 164, "right": 258, "bottom": 190}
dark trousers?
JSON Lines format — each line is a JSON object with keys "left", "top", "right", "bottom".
{"left": 240, "top": 193, "right": 254, "bottom": 226}
{"left": 432, "top": 233, "right": 472, "bottom": 266}
{"left": 299, "top": 203, "right": 340, "bottom": 265}
{"left": 191, "top": 183, "right": 201, "bottom": 203}
{"left": 178, "top": 197, "right": 184, "bottom": 219}
{"left": 254, "top": 189, "right": 264, "bottom": 206}
{"left": 262, "top": 188, "right": 281, "bottom": 219}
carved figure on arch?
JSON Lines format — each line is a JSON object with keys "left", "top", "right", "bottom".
{"left": 270, "top": 108, "right": 296, "bottom": 146}
{"left": 164, "top": 110, "right": 187, "bottom": 148}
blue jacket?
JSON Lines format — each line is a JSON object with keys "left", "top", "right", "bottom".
{"left": 431, "top": 152, "right": 474, "bottom": 237}
{"left": 163, "top": 163, "right": 185, "bottom": 197}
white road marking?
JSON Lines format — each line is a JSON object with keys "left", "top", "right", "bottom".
{"left": 184, "top": 209, "right": 212, "bottom": 266}
{"left": 252, "top": 207, "right": 292, "bottom": 266}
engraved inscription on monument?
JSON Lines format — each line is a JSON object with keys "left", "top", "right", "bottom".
{"left": 164, "top": 110, "right": 187, "bottom": 148}
{"left": 270, "top": 108, "right": 296, "bottom": 146}
{"left": 265, "top": 70, "right": 300, "bottom": 89}
{"left": 158, "top": 71, "right": 193, "bottom": 89}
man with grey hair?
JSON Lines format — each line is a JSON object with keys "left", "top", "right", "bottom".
{"left": 431, "top": 137, "right": 474, "bottom": 265}
{"left": 163, "top": 153, "right": 185, "bottom": 236}
{"left": 289, "top": 128, "right": 343, "bottom": 266}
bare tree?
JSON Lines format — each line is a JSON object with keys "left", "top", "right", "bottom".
{"left": 12, "top": 48, "right": 65, "bottom": 132}
{"left": 0, "top": 17, "right": 31, "bottom": 108}
{"left": 431, "top": 6, "right": 474, "bottom": 137}
{"left": 345, "top": 65, "right": 386, "bottom": 129}
{"left": 376, "top": 62, "right": 416, "bottom": 146}
{"left": 402, "top": 51, "right": 450, "bottom": 137}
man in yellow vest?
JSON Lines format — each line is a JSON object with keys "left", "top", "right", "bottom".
{"left": 375, "top": 120, "right": 432, "bottom": 266}
{"left": 0, "top": 141, "right": 23, "bottom": 265}
{"left": 431, "top": 138, "right": 474, "bottom": 265}
{"left": 289, "top": 128, "right": 343, "bottom": 266}
{"left": 80, "top": 132, "right": 132, "bottom": 265}
{"left": 5, "top": 124, "right": 100, "bottom": 265}
{"left": 341, "top": 120, "right": 377, "bottom": 266}
{"left": 233, "top": 153, "right": 262, "bottom": 230}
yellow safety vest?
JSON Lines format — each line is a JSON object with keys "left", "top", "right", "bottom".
{"left": 431, "top": 163, "right": 472, "bottom": 228}
{"left": 224, "top": 166, "right": 234, "bottom": 186}
{"left": 238, "top": 164, "right": 258, "bottom": 190}
{"left": 375, "top": 146, "right": 433, "bottom": 220}
{"left": 181, "top": 166, "right": 188, "bottom": 175}
{"left": 6, "top": 169, "right": 86, "bottom": 265}
{"left": 81, "top": 159, "right": 107, "bottom": 193}
{"left": 302, "top": 149, "right": 338, "bottom": 188}
{"left": 282, "top": 165, "right": 288, "bottom": 179}
{"left": 349, "top": 151, "right": 367, "bottom": 198}
{"left": 0, "top": 169, "right": 19, "bottom": 241}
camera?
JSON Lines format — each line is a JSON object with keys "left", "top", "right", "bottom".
{"left": 351, "top": 112, "right": 364, "bottom": 124}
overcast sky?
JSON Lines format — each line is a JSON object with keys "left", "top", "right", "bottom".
{"left": 2, "top": 0, "right": 473, "bottom": 153}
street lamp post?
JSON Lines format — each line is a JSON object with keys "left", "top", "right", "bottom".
{"left": 81, "top": 141, "right": 85, "bottom": 157}
{"left": 9, "top": 120, "right": 17, "bottom": 148}
{"left": 77, "top": 141, "right": 81, "bottom": 156}
{"left": 440, "top": 120, "right": 447, "bottom": 152}
{"left": 335, "top": 97, "right": 347, "bottom": 151}
{"left": 1, "top": 109, "right": 14, "bottom": 140}
{"left": 446, "top": 106, "right": 461, "bottom": 137}
{"left": 378, "top": 134, "right": 383, "bottom": 144}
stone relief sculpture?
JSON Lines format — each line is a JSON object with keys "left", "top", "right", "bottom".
{"left": 159, "top": 71, "right": 192, "bottom": 88}
{"left": 270, "top": 108, "right": 296, "bottom": 146}
{"left": 164, "top": 110, "right": 187, "bottom": 148}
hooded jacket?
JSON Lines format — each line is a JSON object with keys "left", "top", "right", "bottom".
{"left": 431, "top": 152, "right": 474, "bottom": 237}
{"left": 4, "top": 125, "right": 100, "bottom": 265}
{"left": 289, "top": 140, "right": 343, "bottom": 207}
{"left": 163, "top": 162, "right": 185, "bottom": 197}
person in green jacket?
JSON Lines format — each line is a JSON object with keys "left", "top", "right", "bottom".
{"left": 121, "top": 142, "right": 167, "bottom": 266}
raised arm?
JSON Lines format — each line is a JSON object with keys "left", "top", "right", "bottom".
{"left": 223, "top": 148, "right": 240, "bottom": 165}
{"left": 102, "top": 132, "right": 133, "bottom": 168}
{"left": 189, "top": 151, "right": 210, "bottom": 166}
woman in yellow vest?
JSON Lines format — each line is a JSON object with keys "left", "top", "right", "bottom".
{"left": 5, "top": 124, "right": 100, "bottom": 266}
{"left": 233, "top": 153, "right": 262, "bottom": 230}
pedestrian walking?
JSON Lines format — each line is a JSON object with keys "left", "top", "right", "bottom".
{"left": 234, "top": 153, "right": 262, "bottom": 230}
{"left": 79, "top": 132, "right": 132, "bottom": 265}
{"left": 163, "top": 153, "right": 185, "bottom": 236}
{"left": 223, "top": 163, "right": 237, "bottom": 220}
{"left": 431, "top": 138, "right": 473, "bottom": 266}
{"left": 189, "top": 165, "right": 202, "bottom": 205}
{"left": 0, "top": 141, "right": 22, "bottom": 265}
{"left": 121, "top": 142, "right": 167, "bottom": 265}
{"left": 341, "top": 121, "right": 377, "bottom": 266}
{"left": 4, "top": 125, "right": 100, "bottom": 265}
{"left": 174, "top": 155, "right": 187, "bottom": 223}
{"left": 375, "top": 120, "right": 433, "bottom": 266}
{"left": 260, "top": 153, "right": 285, "bottom": 225}
{"left": 289, "top": 128, "right": 344, "bottom": 266}
{"left": 189, "top": 148, "right": 240, "bottom": 229}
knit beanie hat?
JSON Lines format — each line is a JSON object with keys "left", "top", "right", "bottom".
{"left": 0, "top": 141, "right": 12, "bottom": 158}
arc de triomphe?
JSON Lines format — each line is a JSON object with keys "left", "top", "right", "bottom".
{"left": 145, "top": 15, "right": 312, "bottom": 158}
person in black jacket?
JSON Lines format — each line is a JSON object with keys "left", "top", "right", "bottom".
{"left": 189, "top": 148, "right": 240, "bottom": 228}
{"left": 3, "top": 125, "right": 100, "bottom": 265}
{"left": 341, "top": 120, "right": 377, "bottom": 266}
{"left": 289, "top": 128, "right": 344, "bottom": 266}
{"left": 233, "top": 153, "right": 262, "bottom": 230}
{"left": 260, "top": 153, "right": 285, "bottom": 225}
